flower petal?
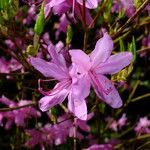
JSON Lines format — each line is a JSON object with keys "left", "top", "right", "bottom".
{"left": 90, "top": 74, "right": 122, "bottom": 108}
{"left": 48, "top": 0, "right": 65, "bottom": 7}
{"left": 95, "top": 52, "right": 133, "bottom": 75}
{"left": 30, "top": 57, "right": 68, "bottom": 80}
{"left": 90, "top": 32, "right": 114, "bottom": 68}
{"left": 68, "top": 94, "right": 87, "bottom": 120}
{"left": 72, "top": 74, "right": 90, "bottom": 99}
{"left": 69, "top": 49, "right": 91, "bottom": 73}
{"left": 76, "top": 0, "right": 98, "bottom": 9}
{"left": 39, "top": 88, "right": 68, "bottom": 111}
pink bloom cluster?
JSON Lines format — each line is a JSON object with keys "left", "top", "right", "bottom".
{"left": 134, "top": 117, "right": 150, "bottom": 135}
{"left": 0, "top": 57, "right": 22, "bottom": 73}
{"left": 106, "top": 113, "right": 128, "bottom": 131}
{"left": 112, "top": 0, "right": 135, "bottom": 17}
{"left": 0, "top": 96, "right": 41, "bottom": 129}
{"left": 25, "top": 113, "right": 92, "bottom": 149}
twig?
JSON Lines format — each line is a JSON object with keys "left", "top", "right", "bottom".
{"left": 73, "top": 118, "right": 77, "bottom": 150}
{"left": 114, "top": 134, "right": 150, "bottom": 149}
{"left": 137, "top": 47, "right": 150, "bottom": 54}
{"left": 88, "top": 0, "right": 108, "bottom": 29}
{"left": 116, "top": 80, "right": 140, "bottom": 116}
{"left": 0, "top": 72, "right": 30, "bottom": 77}
{"left": 0, "top": 102, "right": 36, "bottom": 112}
{"left": 112, "top": 0, "right": 150, "bottom": 39}
{"left": 131, "top": 93, "right": 150, "bottom": 103}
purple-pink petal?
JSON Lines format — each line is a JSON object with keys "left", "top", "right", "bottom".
{"left": 68, "top": 94, "right": 87, "bottom": 120}
{"left": 95, "top": 52, "right": 133, "bottom": 75}
{"left": 90, "top": 32, "right": 114, "bottom": 68}
{"left": 76, "top": 0, "right": 98, "bottom": 9}
{"left": 39, "top": 89, "right": 68, "bottom": 112}
{"left": 90, "top": 74, "right": 122, "bottom": 108}
{"left": 69, "top": 49, "right": 91, "bottom": 73}
{"left": 30, "top": 57, "right": 68, "bottom": 80}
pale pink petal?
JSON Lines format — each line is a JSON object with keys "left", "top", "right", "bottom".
{"left": 74, "top": 5, "right": 93, "bottom": 25}
{"left": 72, "top": 75, "right": 90, "bottom": 99}
{"left": 30, "top": 57, "right": 68, "bottom": 80}
{"left": 76, "top": 0, "right": 98, "bottom": 9}
{"left": 48, "top": 0, "right": 65, "bottom": 7}
{"left": 95, "top": 52, "right": 133, "bottom": 75}
{"left": 69, "top": 50, "right": 91, "bottom": 73}
{"left": 90, "top": 74, "right": 122, "bottom": 108}
{"left": 68, "top": 94, "right": 87, "bottom": 120}
{"left": 90, "top": 32, "right": 114, "bottom": 68}
{"left": 39, "top": 89, "right": 68, "bottom": 111}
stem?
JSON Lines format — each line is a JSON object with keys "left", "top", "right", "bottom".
{"left": 82, "top": 0, "right": 86, "bottom": 28}
{"left": 73, "top": 118, "right": 77, "bottom": 150}
{"left": 82, "top": 0, "right": 88, "bottom": 51}
{"left": 116, "top": 80, "right": 140, "bottom": 116}
{"left": 0, "top": 72, "right": 30, "bottom": 77}
{"left": 131, "top": 93, "right": 150, "bottom": 103}
{"left": 88, "top": 0, "right": 108, "bottom": 29}
{"left": 128, "top": 80, "right": 140, "bottom": 100}
{"left": 83, "top": 31, "right": 88, "bottom": 51}
{"left": 0, "top": 102, "right": 36, "bottom": 112}
{"left": 114, "top": 134, "right": 150, "bottom": 149}
{"left": 112, "top": 0, "right": 150, "bottom": 39}
{"left": 137, "top": 141, "right": 150, "bottom": 150}
{"left": 137, "top": 47, "right": 150, "bottom": 54}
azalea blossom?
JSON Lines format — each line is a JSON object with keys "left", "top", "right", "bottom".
{"left": 25, "top": 113, "right": 92, "bottom": 149}
{"left": 86, "top": 144, "right": 113, "bottom": 150}
{"left": 0, "top": 96, "right": 41, "bottom": 129}
{"left": 69, "top": 32, "right": 133, "bottom": 108}
{"left": 44, "top": 0, "right": 94, "bottom": 26}
{"left": 46, "top": 0, "right": 98, "bottom": 10}
{"left": 106, "top": 113, "right": 128, "bottom": 131}
{"left": 134, "top": 117, "right": 150, "bottom": 135}
{"left": 30, "top": 44, "right": 90, "bottom": 120}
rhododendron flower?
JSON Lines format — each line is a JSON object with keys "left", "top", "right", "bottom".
{"left": 86, "top": 144, "right": 113, "bottom": 150}
{"left": 134, "top": 117, "right": 150, "bottom": 135}
{"left": 0, "top": 96, "right": 41, "bottom": 129}
{"left": 44, "top": 0, "right": 94, "bottom": 25}
{"left": 30, "top": 45, "right": 90, "bottom": 120}
{"left": 25, "top": 113, "right": 92, "bottom": 148}
{"left": 0, "top": 57, "right": 22, "bottom": 73}
{"left": 106, "top": 113, "right": 127, "bottom": 131}
{"left": 112, "top": 0, "right": 135, "bottom": 17}
{"left": 69, "top": 32, "right": 133, "bottom": 108}
{"left": 47, "top": 0, "right": 98, "bottom": 9}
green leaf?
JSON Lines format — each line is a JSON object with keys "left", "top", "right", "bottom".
{"left": 132, "top": 36, "right": 136, "bottom": 61}
{"left": 34, "top": 1, "right": 45, "bottom": 35}
{"left": 66, "top": 25, "right": 73, "bottom": 45}
{"left": 119, "top": 38, "right": 125, "bottom": 51}
{"left": 0, "top": 0, "right": 9, "bottom": 10}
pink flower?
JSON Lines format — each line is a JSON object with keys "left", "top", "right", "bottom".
{"left": 86, "top": 144, "right": 113, "bottom": 150}
{"left": 0, "top": 96, "right": 41, "bottom": 129}
{"left": 30, "top": 45, "right": 90, "bottom": 120}
{"left": 69, "top": 32, "right": 133, "bottom": 108}
{"left": 134, "top": 117, "right": 150, "bottom": 135}
{"left": 106, "top": 113, "right": 128, "bottom": 131}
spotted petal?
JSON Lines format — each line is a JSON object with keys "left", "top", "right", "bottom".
{"left": 90, "top": 73, "right": 122, "bottom": 108}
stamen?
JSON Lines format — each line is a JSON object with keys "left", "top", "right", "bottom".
{"left": 38, "top": 78, "right": 71, "bottom": 96}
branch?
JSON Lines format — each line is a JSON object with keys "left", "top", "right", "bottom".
{"left": 114, "top": 134, "right": 150, "bottom": 149}
{"left": 88, "top": 0, "right": 108, "bottom": 29}
{"left": 0, "top": 102, "right": 36, "bottom": 112}
{"left": 131, "top": 93, "right": 150, "bottom": 103}
{"left": 112, "top": 0, "right": 150, "bottom": 39}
